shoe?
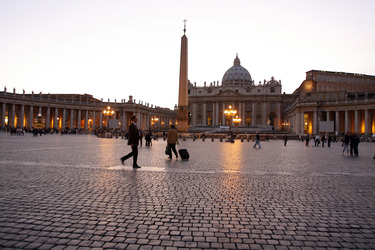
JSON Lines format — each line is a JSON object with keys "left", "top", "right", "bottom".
{"left": 133, "top": 165, "right": 141, "bottom": 168}
{"left": 120, "top": 158, "right": 125, "bottom": 165}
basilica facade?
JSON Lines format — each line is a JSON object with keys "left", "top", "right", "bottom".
{"left": 188, "top": 54, "right": 295, "bottom": 131}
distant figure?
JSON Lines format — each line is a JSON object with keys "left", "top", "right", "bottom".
{"left": 139, "top": 130, "right": 143, "bottom": 146}
{"left": 315, "top": 134, "right": 320, "bottom": 146}
{"left": 305, "top": 134, "right": 310, "bottom": 146}
{"left": 120, "top": 116, "right": 141, "bottom": 168}
{"left": 145, "top": 128, "right": 152, "bottom": 147}
{"left": 350, "top": 133, "right": 360, "bottom": 156}
{"left": 321, "top": 134, "right": 326, "bottom": 147}
{"left": 253, "top": 133, "right": 261, "bottom": 149}
{"left": 166, "top": 125, "right": 179, "bottom": 159}
{"left": 342, "top": 132, "right": 350, "bottom": 155}
{"left": 327, "top": 135, "right": 332, "bottom": 147}
{"left": 283, "top": 135, "right": 288, "bottom": 146}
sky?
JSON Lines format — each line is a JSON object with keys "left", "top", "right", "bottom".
{"left": 1, "top": 0, "right": 375, "bottom": 110}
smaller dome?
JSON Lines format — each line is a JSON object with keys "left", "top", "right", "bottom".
{"left": 265, "top": 76, "right": 281, "bottom": 86}
{"left": 222, "top": 54, "right": 252, "bottom": 86}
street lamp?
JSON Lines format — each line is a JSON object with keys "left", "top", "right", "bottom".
{"left": 103, "top": 106, "right": 114, "bottom": 128}
{"left": 224, "top": 105, "right": 237, "bottom": 131}
{"left": 233, "top": 115, "right": 241, "bottom": 132}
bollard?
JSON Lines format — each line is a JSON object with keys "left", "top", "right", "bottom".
{"left": 183, "top": 136, "right": 186, "bottom": 141}
{"left": 212, "top": 137, "right": 214, "bottom": 142}
{"left": 241, "top": 138, "right": 244, "bottom": 142}
{"left": 116, "top": 134, "right": 118, "bottom": 139}
{"left": 202, "top": 138, "right": 205, "bottom": 142}
{"left": 193, "top": 137, "right": 195, "bottom": 141}
{"left": 220, "top": 138, "right": 223, "bottom": 142}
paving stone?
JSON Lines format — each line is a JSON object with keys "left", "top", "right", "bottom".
{"left": 0, "top": 136, "right": 375, "bottom": 249}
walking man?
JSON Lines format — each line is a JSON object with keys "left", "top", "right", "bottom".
{"left": 167, "top": 124, "right": 179, "bottom": 159}
{"left": 120, "top": 116, "right": 141, "bottom": 168}
{"left": 253, "top": 133, "right": 261, "bottom": 149}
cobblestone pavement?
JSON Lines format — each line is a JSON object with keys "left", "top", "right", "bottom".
{"left": 0, "top": 133, "right": 374, "bottom": 249}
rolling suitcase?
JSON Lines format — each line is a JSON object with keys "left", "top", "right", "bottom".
{"left": 178, "top": 144, "right": 189, "bottom": 160}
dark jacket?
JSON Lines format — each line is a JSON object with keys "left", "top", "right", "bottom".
{"left": 128, "top": 122, "right": 139, "bottom": 146}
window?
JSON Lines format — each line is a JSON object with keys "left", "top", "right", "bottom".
{"left": 270, "top": 87, "right": 275, "bottom": 93}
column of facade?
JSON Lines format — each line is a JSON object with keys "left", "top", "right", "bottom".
{"left": 345, "top": 111, "right": 349, "bottom": 132}
{"left": 313, "top": 111, "right": 318, "bottom": 134}
{"left": 365, "top": 109, "right": 369, "bottom": 135}
{"left": 222, "top": 103, "right": 226, "bottom": 126}
{"left": 262, "top": 102, "right": 267, "bottom": 126}
{"left": 215, "top": 102, "right": 219, "bottom": 126}
{"left": 300, "top": 112, "right": 305, "bottom": 134}
{"left": 92, "top": 110, "right": 96, "bottom": 130}
{"left": 62, "top": 109, "right": 66, "bottom": 129}
{"left": 276, "top": 103, "right": 281, "bottom": 130}
{"left": 192, "top": 103, "right": 197, "bottom": 127}
{"left": 354, "top": 109, "right": 359, "bottom": 133}
{"left": 203, "top": 102, "right": 206, "bottom": 126}
{"left": 1, "top": 103, "right": 6, "bottom": 128}
{"left": 238, "top": 102, "right": 242, "bottom": 126}
{"left": 85, "top": 110, "right": 89, "bottom": 130}
{"left": 100, "top": 110, "right": 103, "bottom": 129}
{"left": 251, "top": 102, "right": 256, "bottom": 126}
{"left": 77, "top": 110, "right": 81, "bottom": 130}
{"left": 295, "top": 112, "right": 300, "bottom": 134}
{"left": 38, "top": 107, "right": 42, "bottom": 115}
{"left": 122, "top": 111, "right": 126, "bottom": 131}
{"left": 20, "top": 105, "right": 25, "bottom": 128}
{"left": 54, "top": 108, "right": 58, "bottom": 129}
{"left": 70, "top": 109, "right": 74, "bottom": 129}
{"left": 46, "top": 107, "right": 50, "bottom": 129}
{"left": 30, "top": 106, "right": 34, "bottom": 129}
{"left": 335, "top": 111, "right": 339, "bottom": 135}
{"left": 10, "top": 104, "right": 15, "bottom": 127}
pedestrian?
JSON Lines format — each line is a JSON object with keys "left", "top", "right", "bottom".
{"left": 342, "top": 132, "right": 350, "bottom": 155}
{"left": 139, "top": 130, "right": 143, "bottom": 146}
{"left": 166, "top": 124, "right": 179, "bottom": 159}
{"left": 351, "top": 133, "right": 360, "bottom": 156}
{"left": 321, "top": 134, "right": 326, "bottom": 147}
{"left": 305, "top": 133, "right": 310, "bottom": 146}
{"left": 253, "top": 133, "right": 261, "bottom": 149}
{"left": 145, "top": 127, "right": 152, "bottom": 147}
{"left": 315, "top": 134, "right": 320, "bottom": 146}
{"left": 120, "top": 116, "right": 141, "bottom": 168}
{"left": 283, "top": 135, "right": 288, "bottom": 146}
{"left": 328, "top": 134, "right": 332, "bottom": 147}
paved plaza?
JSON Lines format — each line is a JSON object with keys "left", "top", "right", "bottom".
{"left": 0, "top": 133, "right": 375, "bottom": 249}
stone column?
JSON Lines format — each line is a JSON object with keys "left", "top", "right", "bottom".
{"left": 252, "top": 102, "right": 256, "bottom": 126}
{"left": 54, "top": 108, "right": 58, "bottom": 129}
{"left": 122, "top": 111, "right": 126, "bottom": 130}
{"left": 70, "top": 109, "right": 74, "bottom": 129}
{"left": 1, "top": 103, "right": 6, "bottom": 129}
{"left": 30, "top": 106, "right": 34, "bottom": 129}
{"left": 10, "top": 104, "right": 15, "bottom": 127}
{"left": 354, "top": 109, "right": 359, "bottom": 133}
{"left": 335, "top": 111, "right": 339, "bottom": 135}
{"left": 77, "top": 110, "right": 81, "bottom": 130}
{"left": 100, "top": 110, "right": 103, "bottom": 129}
{"left": 365, "top": 109, "right": 369, "bottom": 135}
{"left": 222, "top": 103, "right": 226, "bottom": 125}
{"left": 276, "top": 103, "right": 281, "bottom": 130}
{"left": 313, "top": 111, "right": 318, "bottom": 134}
{"left": 262, "top": 102, "right": 267, "bottom": 126}
{"left": 62, "top": 109, "right": 66, "bottom": 129}
{"left": 345, "top": 111, "right": 349, "bottom": 132}
{"left": 38, "top": 107, "right": 42, "bottom": 115}
{"left": 295, "top": 112, "right": 300, "bottom": 134}
{"left": 215, "top": 102, "right": 219, "bottom": 126}
{"left": 46, "top": 107, "right": 50, "bottom": 129}
{"left": 92, "top": 110, "right": 96, "bottom": 130}
{"left": 20, "top": 105, "right": 25, "bottom": 128}
{"left": 326, "top": 111, "right": 330, "bottom": 121}
{"left": 85, "top": 110, "right": 89, "bottom": 130}
{"left": 192, "top": 103, "right": 197, "bottom": 127}
{"left": 203, "top": 102, "right": 206, "bottom": 126}
{"left": 300, "top": 112, "right": 305, "bottom": 134}
{"left": 238, "top": 102, "right": 242, "bottom": 126}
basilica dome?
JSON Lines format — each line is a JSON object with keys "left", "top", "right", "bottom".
{"left": 222, "top": 54, "right": 253, "bottom": 86}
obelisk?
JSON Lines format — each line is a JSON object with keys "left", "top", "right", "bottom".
{"left": 177, "top": 20, "right": 189, "bottom": 132}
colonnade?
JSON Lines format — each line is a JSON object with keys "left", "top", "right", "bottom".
{"left": 0, "top": 93, "right": 176, "bottom": 132}
{"left": 286, "top": 107, "right": 375, "bottom": 135}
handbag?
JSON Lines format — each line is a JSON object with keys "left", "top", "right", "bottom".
{"left": 165, "top": 145, "right": 171, "bottom": 155}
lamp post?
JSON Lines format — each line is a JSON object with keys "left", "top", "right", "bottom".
{"left": 103, "top": 106, "right": 114, "bottom": 129}
{"left": 233, "top": 115, "right": 241, "bottom": 132}
{"left": 224, "top": 105, "right": 237, "bottom": 131}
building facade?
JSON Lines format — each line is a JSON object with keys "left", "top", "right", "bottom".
{"left": 283, "top": 70, "right": 375, "bottom": 135}
{"left": 188, "top": 55, "right": 295, "bottom": 131}
{"left": 0, "top": 91, "right": 177, "bottom": 132}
